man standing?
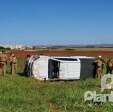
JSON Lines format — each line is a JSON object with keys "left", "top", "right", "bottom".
{"left": 10, "top": 54, "right": 17, "bottom": 75}
{"left": 95, "top": 56, "right": 104, "bottom": 79}
{"left": 24, "top": 54, "right": 30, "bottom": 76}
{"left": 107, "top": 58, "right": 113, "bottom": 74}
{"left": 0, "top": 51, "right": 7, "bottom": 76}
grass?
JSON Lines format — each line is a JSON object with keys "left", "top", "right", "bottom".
{"left": 0, "top": 58, "right": 113, "bottom": 112}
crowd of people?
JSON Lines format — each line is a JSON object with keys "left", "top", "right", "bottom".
{"left": 0, "top": 51, "right": 17, "bottom": 75}
{"left": 95, "top": 56, "right": 113, "bottom": 79}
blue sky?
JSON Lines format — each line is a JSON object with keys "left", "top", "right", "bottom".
{"left": 0, "top": 0, "right": 113, "bottom": 45}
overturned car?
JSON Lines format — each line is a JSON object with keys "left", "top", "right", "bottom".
{"left": 26, "top": 55, "right": 96, "bottom": 80}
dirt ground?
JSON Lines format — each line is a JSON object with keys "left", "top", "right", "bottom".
{"left": 6, "top": 48, "right": 113, "bottom": 58}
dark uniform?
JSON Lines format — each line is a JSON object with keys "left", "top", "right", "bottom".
{"left": 24, "top": 55, "right": 30, "bottom": 76}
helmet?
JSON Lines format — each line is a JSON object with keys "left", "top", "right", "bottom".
{"left": 98, "top": 55, "right": 102, "bottom": 58}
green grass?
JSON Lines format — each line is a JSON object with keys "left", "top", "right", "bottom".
{"left": 1, "top": 76, "right": 113, "bottom": 112}
{"left": 0, "top": 58, "right": 113, "bottom": 112}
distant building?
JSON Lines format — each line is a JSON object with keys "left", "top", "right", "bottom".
{"left": 1, "top": 44, "right": 25, "bottom": 50}
{"left": 0, "top": 44, "right": 34, "bottom": 50}
{"left": 15, "top": 45, "right": 25, "bottom": 50}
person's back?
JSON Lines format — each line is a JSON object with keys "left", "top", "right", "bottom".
{"left": 0, "top": 53, "right": 7, "bottom": 75}
{"left": 0, "top": 54, "right": 7, "bottom": 62}
{"left": 95, "top": 58, "right": 103, "bottom": 69}
{"left": 98, "top": 59, "right": 102, "bottom": 66}
{"left": 107, "top": 58, "right": 113, "bottom": 74}
{"left": 95, "top": 56, "right": 103, "bottom": 79}
{"left": 12, "top": 56, "right": 17, "bottom": 64}
{"left": 108, "top": 59, "right": 112, "bottom": 67}
{"left": 10, "top": 54, "right": 17, "bottom": 75}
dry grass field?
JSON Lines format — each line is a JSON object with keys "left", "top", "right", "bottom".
{"left": 7, "top": 48, "right": 113, "bottom": 58}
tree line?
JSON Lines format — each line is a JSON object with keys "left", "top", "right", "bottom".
{"left": 0, "top": 46, "right": 11, "bottom": 52}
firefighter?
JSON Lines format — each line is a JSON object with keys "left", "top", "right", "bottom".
{"left": 95, "top": 56, "right": 104, "bottom": 79}
{"left": 10, "top": 53, "right": 17, "bottom": 75}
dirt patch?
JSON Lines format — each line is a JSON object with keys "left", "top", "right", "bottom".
{"left": 6, "top": 49, "right": 113, "bottom": 58}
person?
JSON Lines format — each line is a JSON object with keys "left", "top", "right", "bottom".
{"left": 95, "top": 56, "right": 104, "bottom": 79}
{"left": 107, "top": 58, "right": 113, "bottom": 74}
{"left": 0, "top": 51, "right": 7, "bottom": 76}
{"left": 10, "top": 53, "right": 17, "bottom": 75}
{"left": 24, "top": 54, "right": 30, "bottom": 76}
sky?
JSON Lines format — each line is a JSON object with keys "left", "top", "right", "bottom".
{"left": 0, "top": 0, "right": 113, "bottom": 45}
